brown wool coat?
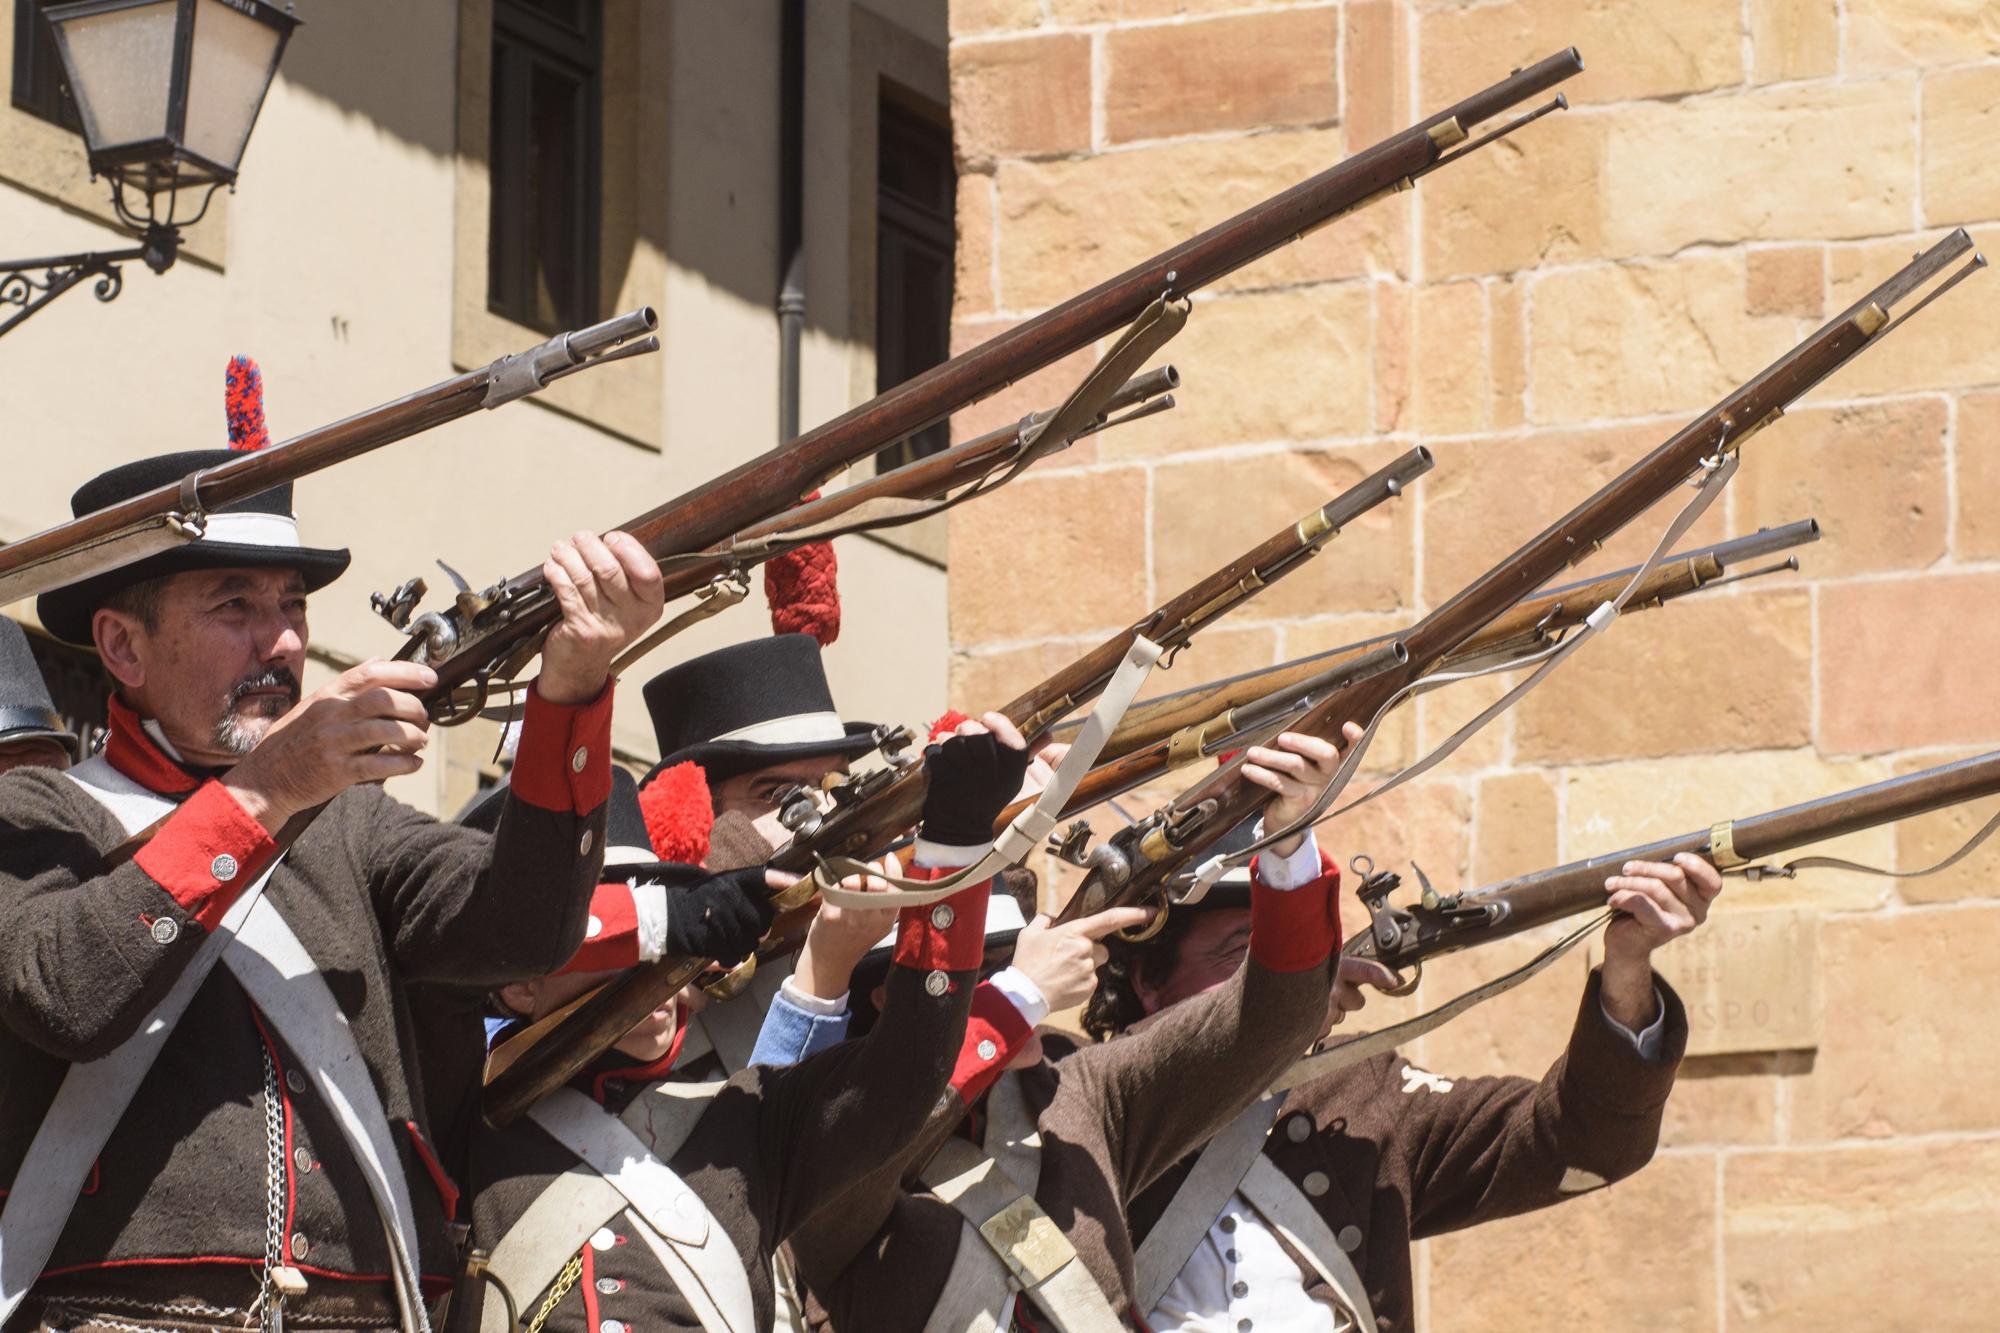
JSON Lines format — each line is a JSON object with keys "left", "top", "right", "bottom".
{"left": 797, "top": 945, "right": 1343, "bottom": 1330}
{"left": 1126, "top": 968, "right": 1690, "bottom": 1333}
{"left": 448, "top": 930, "right": 989, "bottom": 1333}
{"left": 0, "top": 769, "right": 604, "bottom": 1330}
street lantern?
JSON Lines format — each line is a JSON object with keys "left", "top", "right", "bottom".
{"left": 0, "top": 0, "right": 300, "bottom": 339}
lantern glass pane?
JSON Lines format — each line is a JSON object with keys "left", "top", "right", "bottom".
{"left": 183, "top": 0, "right": 281, "bottom": 172}
{"left": 48, "top": 0, "right": 179, "bottom": 152}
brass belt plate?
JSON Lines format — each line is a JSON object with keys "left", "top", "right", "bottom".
{"left": 980, "top": 1195, "right": 1075, "bottom": 1286}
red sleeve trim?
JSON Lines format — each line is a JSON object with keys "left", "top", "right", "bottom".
{"left": 950, "top": 981, "right": 1035, "bottom": 1104}
{"left": 557, "top": 882, "right": 641, "bottom": 975}
{"left": 404, "top": 1121, "right": 460, "bottom": 1222}
{"left": 509, "top": 678, "right": 616, "bottom": 815}
{"left": 1249, "top": 850, "right": 1341, "bottom": 973}
{"left": 893, "top": 872, "right": 992, "bottom": 973}
{"left": 133, "top": 780, "right": 278, "bottom": 932}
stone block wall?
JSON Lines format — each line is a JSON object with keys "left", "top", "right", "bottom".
{"left": 946, "top": 2, "right": 2000, "bottom": 1327}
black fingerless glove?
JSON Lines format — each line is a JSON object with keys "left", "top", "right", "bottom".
{"left": 661, "top": 865, "right": 775, "bottom": 965}
{"left": 920, "top": 731, "right": 1034, "bottom": 847}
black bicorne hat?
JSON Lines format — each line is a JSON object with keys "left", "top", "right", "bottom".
{"left": 642, "top": 634, "right": 877, "bottom": 784}
{"left": 0, "top": 618, "right": 77, "bottom": 759}
{"left": 459, "top": 766, "right": 664, "bottom": 870}
{"left": 36, "top": 449, "right": 351, "bottom": 646}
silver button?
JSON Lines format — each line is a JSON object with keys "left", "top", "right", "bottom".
{"left": 977, "top": 1039, "right": 998, "bottom": 1061}
{"left": 571, "top": 746, "right": 589, "bottom": 773}
{"left": 289, "top": 1232, "right": 309, "bottom": 1261}
{"left": 590, "top": 1226, "right": 618, "bottom": 1252}
{"left": 600, "top": 1321, "right": 625, "bottom": 1333}
{"left": 1303, "top": 1171, "right": 1330, "bottom": 1197}
{"left": 210, "top": 853, "right": 239, "bottom": 882}
{"left": 286, "top": 1069, "right": 307, "bottom": 1095}
{"left": 924, "top": 970, "right": 950, "bottom": 997}
{"left": 595, "top": 1278, "right": 623, "bottom": 1295}
{"left": 579, "top": 829, "right": 594, "bottom": 855}
{"left": 1219, "top": 1216, "right": 1237, "bottom": 1234}
{"left": 149, "top": 917, "right": 180, "bottom": 945}
{"left": 1337, "top": 1224, "right": 1363, "bottom": 1252}
{"left": 1285, "top": 1114, "right": 1311, "bottom": 1143}
{"left": 1232, "top": 1280, "right": 1249, "bottom": 1298}
{"left": 1225, "top": 1249, "right": 1239, "bottom": 1263}
{"left": 1237, "top": 1320, "right": 1253, "bottom": 1333}
{"left": 930, "top": 903, "right": 956, "bottom": 929}
{"left": 585, "top": 915, "right": 603, "bottom": 938}
{"left": 293, "top": 1146, "right": 313, "bottom": 1173}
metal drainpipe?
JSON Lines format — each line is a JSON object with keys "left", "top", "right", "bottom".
{"left": 777, "top": 0, "right": 806, "bottom": 444}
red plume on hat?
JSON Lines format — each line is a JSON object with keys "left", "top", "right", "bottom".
{"left": 765, "top": 490, "right": 839, "bottom": 645}
{"left": 639, "top": 760, "right": 713, "bottom": 865}
{"left": 225, "top": 355, "right": 270, "bottom": 452}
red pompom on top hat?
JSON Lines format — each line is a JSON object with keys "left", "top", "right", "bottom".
{"left": 639, "top": 760, "right": 714, "bottom": 865}
{"left": 225, "top": 355, "right": 270, "bottom": 452}
{"left": 929, "top": 710, "right": 971, "bottom": 742}
{"left": 766, "top": 490, "right": 840, "bottom": 646}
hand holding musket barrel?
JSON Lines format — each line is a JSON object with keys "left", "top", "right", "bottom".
{"left": 478, "top": 448, "right": 1434, "bottom": 1124}
{"left": 1051, "top": 229, "right": 1985, "bottom": 929}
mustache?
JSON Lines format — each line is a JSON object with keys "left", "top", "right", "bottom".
{"left": 228, "top": 666, "right": 301, "bottom": 709}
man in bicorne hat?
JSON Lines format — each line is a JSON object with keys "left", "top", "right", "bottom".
{"left": 0, "top": 449, "right": 664, "bottom": 1333}
{"left": 1096, "top": 817, "right": 1721, "bottom": 1333}
{"left": 0, "top": 618, "right": 77, "bottom": 774}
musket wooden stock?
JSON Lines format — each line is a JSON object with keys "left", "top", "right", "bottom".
{"left": 1054, "top": 231, "right": 1979, "bottom": 926}
{"left": 0, "top": 308, "right": 661, "bottom": 610}
{"left": 1066, "top": 518, "right": 1822, "bottom": 766}
{"left": 479, "top": 447, "right": 1434, "bottom": 1125}
{"left": 413, "top": 52, "right": 1582, "bottom": 704}
{"left": 1347, "top": 750, "right": 2000, "bottom": 971}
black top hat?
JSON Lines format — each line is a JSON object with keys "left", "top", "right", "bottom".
{"left": 0, "top": 619, "right": 77, "bottom": 759}
{"left": 459, "top": 766, "right": 664, "bottom": 870}
{"left": 36, "top": 449, "right": 351, "bottom": 646}
{"left": 642, "top": 634, "right": 878, "bottom": 784}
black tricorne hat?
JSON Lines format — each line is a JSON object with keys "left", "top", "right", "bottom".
{"left": 36, "top": 449, "right": 351, "bottom": 646}
{"left": 642, "top": 634, "right": 877, "bottom": 784}
{"left": 0, "top": 618, "right": 77, "bottom": 759}
{"left": 459, "top": 766, "right": 663, "bottom": 870}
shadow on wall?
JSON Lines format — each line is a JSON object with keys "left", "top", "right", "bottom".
{"left": 281, "top": 0, "right": 458, "bottom": 159}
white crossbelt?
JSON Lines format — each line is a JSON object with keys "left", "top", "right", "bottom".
{"left": 0, "top": 758, "right": 430, "bottom": 1331}
{"left": 526, "top": 1086, "right": 753, "bottom": 1333}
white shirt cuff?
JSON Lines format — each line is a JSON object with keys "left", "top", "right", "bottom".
{"left": 1249, "top": 820, "right": 1323, "bottom": 891}
{"left": 987, "top": 966, "right": 1049, "bottom": 1027}
{"left": 779, "top": 975, "right": 851, "bottom": 1017}
{"left": 913, "top": 837, "right": 989, "bottom": 869}
{"left": 1601, "top": 985, "right": 1668, "bottom": 1061}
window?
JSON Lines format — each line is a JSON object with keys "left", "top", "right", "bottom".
{"left": 488, "top": 0, "right": 601, "bottom": 335}
{"left": 874, "top": 90, "right": 956, "bottom": 474}
{"left": 11, "top": 0, "right": 81, "bottom": 133}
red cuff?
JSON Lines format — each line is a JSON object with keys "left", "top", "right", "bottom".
{"left": 951, "top": 980, "right": 1036, "bottom": 1104}
{"left": 508, "top": 678, "right": 615, "bottom": 815}
{"left": 558, "top": 882, "right": 642, "bottom": 974}
{"left": 893, "top": 871, "right": 993, "bottom": 974}
{"left": 134, "top": 781, "right": 279, "bottom": 932}
{"left": 1248, "top": 848, "right": 1341, "bottom": 973}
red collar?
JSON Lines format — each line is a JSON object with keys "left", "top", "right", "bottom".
{"left": 102, "top": 695, "right": 201, "bottom": 796}
{"left": 586, "top": 1000, "right": 691, "bottom": 1104}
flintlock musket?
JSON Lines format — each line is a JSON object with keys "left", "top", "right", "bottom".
{"left": 0, "top": 308, "right": 662, "bottom": 610}
{"left": 480, "top": 447, "right": 1435, "bottom": 1124}
{"left": 373, "top": 52, "right": 1584, "bottom": 717}
{"left": 1032, "top": 519, "right": 1821, "bottom": 820}
{"left": 1346, "top": 750, "right": 2000, "bottom": 974}
{"left": 1050, "top": 229, "right": 1986, "bottom": 928}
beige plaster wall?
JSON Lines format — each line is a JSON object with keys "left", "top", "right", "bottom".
{"left": 0, "top": 0, "right": 949, "bottom": 812}
{"left": 947, "top": 1, "right": 2000, "bottom": 1328}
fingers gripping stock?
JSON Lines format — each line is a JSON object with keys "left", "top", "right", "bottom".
{"left": 815, "top": 637, "right": 1166, "bottom": 909}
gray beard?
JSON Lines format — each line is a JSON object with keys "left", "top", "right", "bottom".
{"left": 211, "top": 683, "right": 295, "bottom": 756}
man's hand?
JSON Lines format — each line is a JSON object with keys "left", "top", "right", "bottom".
{"left": 1322, "top": 956, "right": 1401, "bottom": 1035}
{"left": 538, "top": 530, "right": 666, "bottom": 706}
{"left": 1014, "top": 740, "right": 1071, "bottom": 808}
{"left": 1010, "top": 905, "right": 1156, "bottom": 1013}
{"left": 1600, "top": 852, "right": 1723, "bottom": 1031}
{"left": 222, "top": 660, "right": 437, "bottom": 832}
{"left": 1241, "top": 722, "right": 1364, "bottom": 858}
{"left": 919, "top": 712, "right": 1032, "bottom": 848}
{"left": 662, "top": 866, "right": 784, "bottom": 966}
{"left": 790, "top": 855, "right": 903, "bottom": 1001}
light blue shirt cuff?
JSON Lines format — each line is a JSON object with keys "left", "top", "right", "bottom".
{"left": 1601, "top": 985, "right": 1669, "bottom": 1062}
{"left": 749, "top": 982, "right": 854, "bottom": 1068}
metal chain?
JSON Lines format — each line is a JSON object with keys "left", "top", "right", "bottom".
{"left": 255, "top": 1041, "right": 289, "bottom": 1333}
{"left": 523, "top": 1254, "right": 584, "bottom": 1333}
